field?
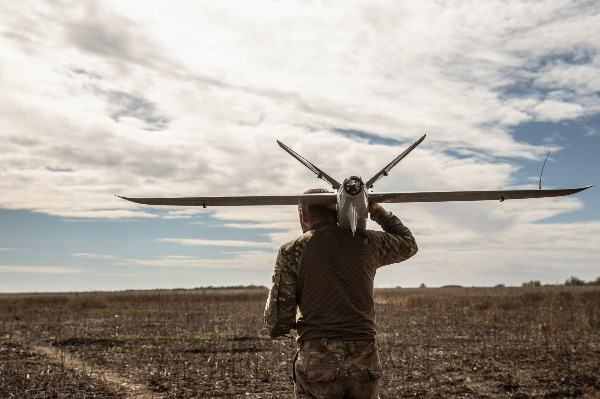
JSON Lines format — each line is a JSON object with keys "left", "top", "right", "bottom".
{"left": 1, "top": 286, "right": 599, "bottom": 398}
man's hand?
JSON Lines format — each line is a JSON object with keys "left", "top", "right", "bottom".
{"left": 368, "top": 201, "right": 381, "bottom": 215}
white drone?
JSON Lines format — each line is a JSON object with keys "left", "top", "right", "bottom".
{"left": 120, "top": 135, "right": 591, "bottom": 234}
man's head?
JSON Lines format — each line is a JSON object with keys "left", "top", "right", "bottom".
{"left": 298, "top": 188, "right": 337, "bottom": 233}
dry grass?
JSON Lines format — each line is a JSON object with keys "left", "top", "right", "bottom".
{"left": 1, "top": 286, "right": 599, "bottom": 398}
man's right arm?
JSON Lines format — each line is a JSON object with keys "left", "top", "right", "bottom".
{"left": 365, "top": 203, "right": 418, "bottom": 267}
{"left": 264, "top": 245, "right": 298, "bottom": 338}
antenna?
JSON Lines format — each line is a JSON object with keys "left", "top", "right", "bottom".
{"left": 539, "top": 151, "right": 550, "bottom": 189}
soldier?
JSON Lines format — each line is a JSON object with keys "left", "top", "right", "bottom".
{"left": 264, "top": 188, "right": 418, "bottom": 399}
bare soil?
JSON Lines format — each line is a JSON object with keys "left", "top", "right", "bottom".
{"left": 1, "top": 286, "right": 599, "bottom": 398}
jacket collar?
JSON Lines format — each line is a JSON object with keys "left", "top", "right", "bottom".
{"left": 308, "top": 222, "right": 338, "bottom": 231}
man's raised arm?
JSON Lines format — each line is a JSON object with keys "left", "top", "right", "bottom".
{"left": 365, "top": 202, "right": 418, "bottom": 267}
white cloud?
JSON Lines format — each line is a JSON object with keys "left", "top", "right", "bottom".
{"left": 1, "top": 1, "right": 598, "bottom": 219}
{"left": 123, "top": 253, "right": 275, "bottom": 270}
{"left": 0, "top": 265, "right": 82, "bottom": 274}
{"left": 72, "top": 253, "right": 120, "bottom": 260}
{"left": 156, "top": 238, "right": 275, "bottom": 249}
{"left": 533, "top": 100, "right": 585, "bottom": 122}
{"left": 381, "top": 218, "right": 600, "bottom": 288}
{"left": 66, "top": 251, "right": 276, "bottom": 270}
{"left": 95, "top": 272, "right": 141, "bottom": 277}
{"left": 0, "top": 1, "right": 597, "bottom": 289}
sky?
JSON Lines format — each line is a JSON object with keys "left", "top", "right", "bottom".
{"left": 0, "top": 0, "right": 598, "bottom": 293}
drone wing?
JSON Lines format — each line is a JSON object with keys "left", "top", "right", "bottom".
{"left": 370, "top": 185, "right": 593, "bottom": 203}
{"left": 118, "top": 193, "right": 337, "bottom": 207}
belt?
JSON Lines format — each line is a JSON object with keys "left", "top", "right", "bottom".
{"left": 299, "top": 338, "right": 374, "bottom": 355}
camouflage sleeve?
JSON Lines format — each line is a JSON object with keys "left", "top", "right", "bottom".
{"left": 365, "top": 206, "right": 418, "bottom": 267}
{"left": 264, "top": 244, "right": 299, "bottom": 338}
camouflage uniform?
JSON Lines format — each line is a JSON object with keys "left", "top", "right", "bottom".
{"left": 294, "top": 339, "right": 382, "bottom": 399}
{"left": 265, "top": 206, "right": 417, "bottom": 398}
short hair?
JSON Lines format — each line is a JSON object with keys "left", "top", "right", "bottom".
{"left": 299, "top": 188, "right": 337, "bottom": 218}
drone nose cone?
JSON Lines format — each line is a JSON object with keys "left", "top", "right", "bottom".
{"left": 343, "top": 176, "right": 364, "bottom": 196}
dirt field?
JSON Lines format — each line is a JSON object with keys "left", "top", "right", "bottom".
{"left": 1, "top": 286, "right": 599, "bottom": 398}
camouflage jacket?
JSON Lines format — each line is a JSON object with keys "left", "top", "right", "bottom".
{"left": 264, "top": 207, "right": 418, "bottom": 339}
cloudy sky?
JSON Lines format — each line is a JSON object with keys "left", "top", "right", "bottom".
{"left": 1, "top": 1, "right": 598, "bottom": 292}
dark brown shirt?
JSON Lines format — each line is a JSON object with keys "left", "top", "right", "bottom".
{"left": 264, "top": 208, "right": 417, "bottom": 341}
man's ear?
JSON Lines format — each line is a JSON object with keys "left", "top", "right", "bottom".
{"left": 299, "top": 208, "right": 309, "bottom": 224}
{"left": 298, "top": 207, "right": 310, "bottom": 233}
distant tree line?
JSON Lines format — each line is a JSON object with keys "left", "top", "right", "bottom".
{"left": 193, "top": 285, "right": 268, "bottom": 290}
{"left": 522, "top": 276, "right": 600, "bottom": 287}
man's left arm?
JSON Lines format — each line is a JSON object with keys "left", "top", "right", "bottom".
{"left": 264, "top": 246, "right": 298, "bottom": 338}
{"left": 366, "top": 204, "right": 418, "bottom": 267}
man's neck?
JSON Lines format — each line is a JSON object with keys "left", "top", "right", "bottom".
{"left": 307, "top": 219, "right": 337, "bottom": 231}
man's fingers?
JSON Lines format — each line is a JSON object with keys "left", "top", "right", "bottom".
{"left": 368, "top": 202, "right": 381, "bottom": 214}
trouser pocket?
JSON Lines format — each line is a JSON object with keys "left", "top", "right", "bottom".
{"left": 296, "top": 349, "right": 342, "bottom": 383}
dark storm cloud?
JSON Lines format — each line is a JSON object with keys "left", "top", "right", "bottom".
{"left": 107, "top": 91, "right": 170, "bottom": 131}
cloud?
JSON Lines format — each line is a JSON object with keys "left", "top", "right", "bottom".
{"left": 221, "top": 222, "right": 293, "bottom": 230}
{"left": 81, "top": 253, "right": 276, "bottom": 270}
{"left": 95, "top": 272, "right": 141, "bottom": 277}
{"left": 107, "top": 90, "right": 170, "bottom": 131}
{"left": 63, "top": 2, "right": 168, "bottom": 68}
{"left": 1, "top": 1, "right": 598, "bottom": 219}
{"left": 72, "top": 253, "right": 120, "bottom": 260}
{"left": 386, "top": 219, "right": 600, "bottom": 287}
{"left": 0, "top": 265, "right": 82, "bottom": 274}
{"left": 149, "top": 251, "right": 275, "bottom": 270}
{"left": 0, "top": 1, "right": 597, "bottom": 290}
{"left": 532, "top": 100, "right": 586, "bottom": 122}
{"left": 156, "top": 238, "right": 274, "bottom": 249}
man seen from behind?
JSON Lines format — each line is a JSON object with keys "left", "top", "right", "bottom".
{"left": 264, "top": 188, "right": 418, "bottom": 398}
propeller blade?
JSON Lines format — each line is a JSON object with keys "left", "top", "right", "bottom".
{"left": 277, "top": 140, "right": 341, "bottom": 189}
{"left": 365, "top": 134, "right": 426, "bottom": 189}
{"left": 118, "top": 193, "right": 337, "bottom": 207}
{"left": 369, "top": 185, "right": 593, "bottom": 203}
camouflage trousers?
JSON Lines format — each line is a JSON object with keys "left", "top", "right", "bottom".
{"left": 293, "top": 338, "right": 382, "bottom": 399}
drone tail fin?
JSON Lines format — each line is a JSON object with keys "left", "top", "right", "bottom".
{"left": 277, "top": 140, "right": 341, "bottom": 189}
{"left": 365, "top": 134, "right": 426, "bottom": 189}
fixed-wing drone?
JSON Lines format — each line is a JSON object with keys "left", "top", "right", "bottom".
{"left": 119, "top": 135, "right": 592, "bottom": 234}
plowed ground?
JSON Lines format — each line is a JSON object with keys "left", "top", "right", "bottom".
{"left": 1, "top": 286, "right": 599, "bottom": 398}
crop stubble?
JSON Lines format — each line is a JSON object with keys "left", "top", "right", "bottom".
{"left": 1, "top": 286, "right": 599, "bottom": 398}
